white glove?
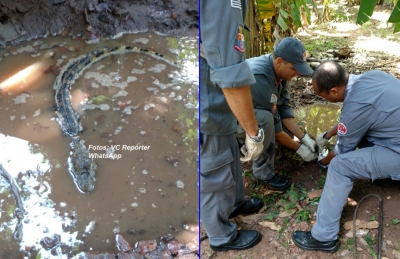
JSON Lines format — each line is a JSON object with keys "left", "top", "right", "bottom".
{"left": 240, "top": 129, "right": 264, "bottom": 162}
{"left": 318, "top": 147, "right": 329, "bottom": 161}
{"left": 301, "top": 133, "right": 316, "bottom": 152}
{"left": 317, "top": 148, "right": 329, "bottom": 169}
{"left": 316, "top": 131, "right": 330, "bottom": 152}
{"left": 296, "top": 144, "right": 318, "bottom": 162}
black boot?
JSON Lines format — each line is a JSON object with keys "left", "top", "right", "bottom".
{"left": 258, "top": 175, "right": 291, "bottom": 191}
{"left": 210, "top": 230, "right": 261, "bottom": 251}
{"left": 292, "top": 231, "right": 339, "bottom": 253}
{"left": 229, "top": 198, "right": 264, "bottom": 219}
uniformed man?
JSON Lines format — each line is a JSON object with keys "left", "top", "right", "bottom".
{"left": 292, "top": 61, "right": 400, "bottom": 252}
{"left": 200, "top": 0, "right": 265, "bottom": 251}
{"left": 244, "top": 37, "right": 317, "bottom": 191}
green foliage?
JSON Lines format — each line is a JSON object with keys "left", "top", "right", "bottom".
{"left": 297, "top": 209, "right": 310, "bottom": 222}
{"left": 303, "top": 36, "right": 345, "bottom": 55}
{"left": 357, "top": 0, "right": 400, "bottom": 33}
{"left": 91, "top": 95, "right": 111, "bottom": 104}
{"left": 364, "top": 234, "right": 377, "bottom": 258}
{"left": 315, "top": 175, "right": 326, "bottom": 189}
{"left": 264, "top": 209, "right": 279, "bottom": 220}
{"left": 285, "top": 183, "right": 308, "bottom": 202}
{"left": 391, "top": 218, "right": 400, "bottom": 225}
{"left": 370, "top": 216, "right": 376, "bottom": 221}
{"left": 345, "top": 238, "right": 355, "bottom": 251}
{"left": 242, "top": 170, "right": 253, "bottom": 178}
{"left": 274, "top": 0, "right": 315, "bottom": 32}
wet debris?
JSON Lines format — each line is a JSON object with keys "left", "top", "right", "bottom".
{"left": 165, "top": 156, "right": 179, "bottom": 166}
{"left": 175, "top": 180, "right": 184, "bottom": 189}
{"left": 84, "top": 220, "right": 97, "bottom": 234}
{"left": 13, "top": 92, "right": 30, "bottom": 104}
{"left": 40, "top": 234, "right": 61, "bottom": 250}
{"left": 171, "top": 125, "right": 180, "bottom": 133}
{"left": 101, "top": 132, "right": 113, "bottom": 138}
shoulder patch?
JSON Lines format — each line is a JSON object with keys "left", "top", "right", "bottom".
{"left": 338, "top": 122, "right": 347, "bottom": 135}
{"left": 233, "top": 26, "right": 246, "bottom": 53}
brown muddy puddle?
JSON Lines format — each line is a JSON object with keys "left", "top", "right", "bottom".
{"left": 0, "top": 32, "right": 198, "bottom": 258}
{"left": 294, "top": 103, "right": 342, "bottom": 144}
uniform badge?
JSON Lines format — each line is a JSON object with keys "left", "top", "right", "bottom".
{"left": 338, "top": 123, "right": 347, "bottom": 135}
{"left": 234, "top": 26, "right": 246, "bottom": 53}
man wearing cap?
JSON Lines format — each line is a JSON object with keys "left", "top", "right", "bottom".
{"left": 292, "top": 61, "right": 400, "bottom": 253}
{"left": 244, "top": 37, "right": 317, "bottom": 191}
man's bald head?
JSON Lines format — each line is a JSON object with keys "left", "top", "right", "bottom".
{"left": 312, "top": 61, "right": 348, "bottom": 94}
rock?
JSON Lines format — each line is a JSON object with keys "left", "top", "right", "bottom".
{"left": 310, "top": 62, "right": 320, "bottom": 68}
{"left": 116, "top": 234, "right": 133, "bottom": 253}
{"left": 166, "top": 237, "right": 180, "bottom": 256}
{"left": 307, "top": 57, "right": 319, "bottom": 62}
{"left": 40, "top": 234, "right": 61, "bottom": 250}
{"left": 393, "top": 249, "right": 400, "bottom": 259}
{"left": 72, "top": 252, "right": 117, "bottom": 259}
{"left": 135, "top": 240, "right": 157, "bottom": 254}
{"left": 345, "top": 229, "right": 369, "bottom": 238}
{"left": 117, "top": 252, "right": 144, "bottom": 259}
{"left": 343, "top": 219, "right": 379, "bottom": 230}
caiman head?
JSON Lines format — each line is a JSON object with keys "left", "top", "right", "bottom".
{"left": 68, "top": 138, "right": 97, "bottom": 193}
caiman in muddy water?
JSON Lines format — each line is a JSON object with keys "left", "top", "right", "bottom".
{"left": 53, "top": 46, "right": 180, "bottom": 193}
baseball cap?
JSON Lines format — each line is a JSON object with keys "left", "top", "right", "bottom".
{"left": 274, "top": 37, "right": 313, "bottom": 75}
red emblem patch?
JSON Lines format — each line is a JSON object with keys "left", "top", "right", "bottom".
{"left": 234, "top": 26, "right": 246, "bottom": 53}
{"left": 338, "top": 123, "right": 347, "bottom": 135}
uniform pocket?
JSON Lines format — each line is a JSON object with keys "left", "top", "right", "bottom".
{"left": 203, "top": 46, "right": 222, "bottom": 69}
{"left": 200, "top": 147, "right": 235, "bottom": 193}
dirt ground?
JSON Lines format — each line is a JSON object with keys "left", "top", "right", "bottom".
{"left": 0, "top": 0, "right": 198, "bottom": 46}
{"left": 200, "top": 2, "right": 400, "bottom": 259}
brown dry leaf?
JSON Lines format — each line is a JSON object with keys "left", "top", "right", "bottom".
{"left": 242, "top": 214, "right": 266, "bottom": 224}
{"left": 308, "top": 189, "right": 323, "bottom": 199}
{"left": 299, "top": 221, "right": 308, "bottom": 231}
{"left": 278, "top": 209, "right": 296, "bottom": 218}
{"left": 258, "top": 221, "right": 282, "bottom": 231}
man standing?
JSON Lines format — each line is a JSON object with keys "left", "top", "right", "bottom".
{"left": 292, "top": 61, "right": 400, "bottom": 253}
{"left": 200, "top": 0, "right": 265, "bottom": 251}
{"left": 245, "top": 37, "right": 317, "bottom": 191}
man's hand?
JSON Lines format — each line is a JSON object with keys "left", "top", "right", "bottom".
{"left": 240, "top": 129, "right": 264, "bottom": 162}
{"left": 296, "top": 144, "right": 317, "bottom": 162}
{"left": 317, "top": 148, "right": 329, "bottom": 169}
{"left": 301, "top": 133, "right": 316, "bottom": 152}
{"left": 316, "top": 131, "right": 330, "bottom": 152}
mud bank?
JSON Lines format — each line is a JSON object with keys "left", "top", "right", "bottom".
{"left": 0, "top": 0, "right": 198, "bottom": 47}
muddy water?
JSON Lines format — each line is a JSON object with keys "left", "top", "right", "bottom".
{"left": 0, "top": 32, "right": 198, "bottom": 258}
{"left": 294, "top": 103, "right": 342, "bottom": 144}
